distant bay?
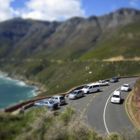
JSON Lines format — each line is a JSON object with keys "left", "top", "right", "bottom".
{"left": 0, "top": 74, "right": 37, "bottom": 109}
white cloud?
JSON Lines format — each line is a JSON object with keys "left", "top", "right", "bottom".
{"left": 0, "top": 0, "right": 15, "bottom": 21}
{"left": 20, "top": 0, "right": 85, "bottom": 21}
{"left": 0, "top": 0, "right": 85, "bottom": 22}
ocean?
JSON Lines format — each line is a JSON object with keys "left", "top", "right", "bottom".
{"left": 0, "top": 74, "right": 37, "bottom": 109}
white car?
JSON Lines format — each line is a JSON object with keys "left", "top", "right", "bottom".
{"left": 68, "top": 90, "right": 84, "bottom": 99}
{"left": 82, "top": 83, "right": 100, "bottom": 94}
{"left": 97, "top": 80, "right": 109, "bottom": 86}
{"left": 111, "top": 90, "right": 121, "bottom": 104}
{"left": 51, "top": 95, "right": 66, "bottom": 105}
{"left": 120, "top": 84, "right": 131, "bottom": 92}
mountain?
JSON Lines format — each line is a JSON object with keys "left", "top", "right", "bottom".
{"left": 0, "top": 8, "right": 139, "bottom": 60}
{"left": 0, "top": 8, "right": 140, "bottom": 95}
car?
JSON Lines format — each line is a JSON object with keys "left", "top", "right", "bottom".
{"left": 97, "top": 80, "right": 109, "bottom": 86}
{"left": 81, "top": 83, "right": 100, "bottom": 94}
{"left": 66, "top": 85, "right": 85, "bottom": 98}
{"left": 34, "top": 101, "right": 47, "bottom": 106}
{"left": 120, "top": 84, "right": 131, "bottom": 92}
{"left": 68, "top": 85, "right": 85, "bottom": 94}
{"left": 111, "top": 90, "right": 121, "bottom": 104}
{"left": 34, "top": 99, "right": 58, "bottom": 110}
{"left": 110, "top": 77, "right": 119, "bottom": 83}
{"left": 68, "top": 90, "right": 84, "bottom": 99}
{"left": 51, "top": 95, "right": 66, "bottom": 105}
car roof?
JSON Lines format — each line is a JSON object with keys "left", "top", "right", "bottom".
{"left": 86, "top": 82, "right": 99, "bottom": 86}
{"left": 113, "top": 90, "right": 121, "bottom": 96}
{"left": 52, "top": 95, "right": 63, "bottom": 98}
{"left": 74, "top": 89, "right": 82, "bottom": 91}
{"left": 123, "top": 84, "right": 129, "bottom": 86}
{"left": 42, "top": 99, "right": 49, "bottom": 102}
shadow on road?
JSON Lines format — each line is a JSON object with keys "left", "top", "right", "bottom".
{"left": 120, "top": 99, "right": 125, "bottom": 104}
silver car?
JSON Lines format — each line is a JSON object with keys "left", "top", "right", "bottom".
{"left": 51, "top": 95, "right": 66, "bottom": 105}
{"left": 34, "top": 99, "right": 58, "bottom": 110}
{"left": 68, "top": 90, "right": 84, "bottom": 99}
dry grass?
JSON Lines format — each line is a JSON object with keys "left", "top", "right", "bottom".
{"left": 1, "top": 106, "right": 140, "bottom": 140}
{"left": 130, "top": 79, "right": 140, "bottom": 127}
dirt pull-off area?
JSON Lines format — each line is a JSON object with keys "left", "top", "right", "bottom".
{"left": 103, "top": 56, "right": 140, "bottom": 62}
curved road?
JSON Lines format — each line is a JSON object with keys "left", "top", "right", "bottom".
{"left": 66, "top": 77, "right": 138, "bottom": 134}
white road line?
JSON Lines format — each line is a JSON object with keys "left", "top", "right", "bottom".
{"left": 103, "top": 91, "right": 114, "bottom": 134}
{"left": 103, "top": 81, "right": 135, "bottom": 134}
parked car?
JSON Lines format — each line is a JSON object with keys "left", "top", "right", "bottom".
{"left": 34, "top": 99, "right": 58, "bottom": 110}
{"left": 68, "top": 90, "right": 84, "bottom": 99}
{"left": 34, "top": 101, "right": 47, "bottom": 106}
{"left": 68, "top": 85, "right": 85, "bottom": 94}
{"left": 111, "top": 90, "right": 121, "bottom": 104}
{"left": 81, "top": 83, "right": 100, "bottom": 94}
{"left": 110, "top": 77, "right": 119, "bottom": 83}
{"left": 51, "top": 95, "right": 66, "bottom": 105}
{"left": 120, "top": 84, "right": 131, "bottom": 92}
{"left": 97, "top": 80, "right": 109, "bottom": 86}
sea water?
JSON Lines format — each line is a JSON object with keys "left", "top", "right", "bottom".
{"left": 0, "top": 75, "right": 37, "bottom": 109}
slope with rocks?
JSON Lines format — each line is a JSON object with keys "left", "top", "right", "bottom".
{"left": 0, "top": 8, "right": 140, "bottom": 95}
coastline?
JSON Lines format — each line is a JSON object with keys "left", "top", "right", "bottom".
{"left": 0, "top": 70, "right": 47, "bottom": 97}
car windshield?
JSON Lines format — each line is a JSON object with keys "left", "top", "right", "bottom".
{"left": 75, "top": 86, "right": 84, "bottom": 90}
{"left": 113, "top": 95, "right": 120, "bottom": 98}
{"left": 72, "top": 91, "right": 78, "bottom": 94}
{"left": 49, "top": 100, "right": 54, "bottom": 104}
{"left": 60, "top": 96, "right": 64, "bottom": 100}
{"left": 123, "top": 85, "right": 129, "bottom": 87}
{"left": 84, "top": 86, "right": 90, "bottom": 88}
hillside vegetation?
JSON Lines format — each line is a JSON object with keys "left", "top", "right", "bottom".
{"left": 0, "top": 8, "right": 140, "bottom": 140}
{"left": 1, "top": 107, "right": 140, "bottom": 140}
{"left": 0, "top": 8, "right": 140, "bottom": 95}
{"left": 81, "top": 21, "right": 140, "bottom": 60}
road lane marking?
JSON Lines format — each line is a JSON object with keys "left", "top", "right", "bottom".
{"left": 103, "top": 81, "right": 135, "bottom": 134}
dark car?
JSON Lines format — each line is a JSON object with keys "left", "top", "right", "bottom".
{"left": 110, "top": 77, "right": 119, "bottom": 83}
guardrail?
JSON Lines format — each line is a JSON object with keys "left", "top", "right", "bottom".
{"left": 5, "top": 95, "right": 52, "bottom": 112}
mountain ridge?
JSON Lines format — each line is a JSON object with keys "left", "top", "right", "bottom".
{"left": 0, "top": 8, "right": 139, "bottom": 60}
{"left": 0, "top": 8, "right": 140, "bottom": 95}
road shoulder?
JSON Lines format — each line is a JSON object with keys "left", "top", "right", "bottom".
{"left": 125, "top": 90, "right": 140, "bottom": 130}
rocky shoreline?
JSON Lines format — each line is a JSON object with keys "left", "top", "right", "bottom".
{"left": 0, "top": 70, "right": 47, "bottom": 97}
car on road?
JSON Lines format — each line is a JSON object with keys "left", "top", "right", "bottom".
{"left": 110, "top": 77, "right": 119, "bottom": 83}
{"left": 68, "top": 85, "right": 85, "bottom": 94}
{"left": 97, "top": 80, "right": 109, "bottom": 86}
{"left": 81, "top": 83, "right": 100, "bottom": 94}
{"left": 34, "top": 101, "right": 47, "bottom": 106}
{"left": 51, "top": 95, "right": 66, "bottom": 105}
{"left": 34, "top": 99, "right": 58, "bottom": 110}
{"left": 111, "top": 90, "right": 121, "bottom": 104}
{"left": 120, "top": 84, "right": 131, "bottom": 92}
{"left": 68, "top": 90, "right": 84, "bottom": 99}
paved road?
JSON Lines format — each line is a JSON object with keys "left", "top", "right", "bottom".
{"left": 65, "top": 77, "right": 138, "bottom": 134}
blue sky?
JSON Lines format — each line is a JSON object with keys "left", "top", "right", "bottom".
{"left": 0, "top": 0, "right": 140, "bottom": 21}
{"left": 82, "top": 0, "right": 140, "bottom": 16}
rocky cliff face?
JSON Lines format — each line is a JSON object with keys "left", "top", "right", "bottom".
{"left": 0, "top": 8, "right": 139, "bottom": 59}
